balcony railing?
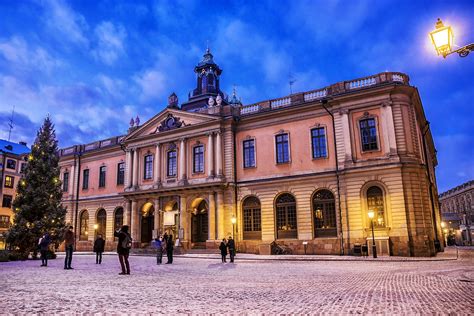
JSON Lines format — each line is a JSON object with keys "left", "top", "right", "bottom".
{"left": 270, "top": 97, "right": 291, "bottom": 109}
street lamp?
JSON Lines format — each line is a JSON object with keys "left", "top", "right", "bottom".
{"left": 231, "top": 216, "right": 236, "bottom": 239}
{"left": 368, "top": 210, "right": 377, "bottom": 258}
{"left": 429, "top": 18, "right": 474, "bottom": 58}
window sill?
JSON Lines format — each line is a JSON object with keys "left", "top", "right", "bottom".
{"left": 361, "top": 148, "right": 381, "bottom": 154}
{"left": 243, "top": 166, "right": 256, "bottom": 169}
{"left": 276, "top": 161, "right": 291, "bottom": 165}
{"left": 312, "top": 156, "right": 328, "bottom": 161}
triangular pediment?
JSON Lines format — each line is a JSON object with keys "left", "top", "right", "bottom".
{"left": 124, "top": 108, "right": 220, "bottom": 141}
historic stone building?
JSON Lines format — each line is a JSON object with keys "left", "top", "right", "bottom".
{"left": 439, "top": 180, "right": 473, "bottom": 246}
{"left": 0, "top": 139, "right": 30, "bottom": 249}
{"left": 59, "top": 49, "right": 443, "bottom": 256}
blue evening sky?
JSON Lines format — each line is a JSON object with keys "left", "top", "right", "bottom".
{"left": 0, "top": 0, "right": 472, "bottom": 192}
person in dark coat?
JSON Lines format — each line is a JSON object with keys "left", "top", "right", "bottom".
{"left": 63, "top": 226, "right": 75, "bottom": 270}
{"left": 219, "top": 238, "right": 227, "bottom": 263}
{"left": 227, "top": 236, "right": 236, "bottom": 263}
{"left": 114, "top": 225, "right": 132, "bottom": 275}
{"left": 39, "top": 233, "right": 51, "bottom": 267}
{"left": 94, "top": 234, "right": 106, "bottom": 264}
{"left": 166, "top": 234, "right": 174, "bottom": 264}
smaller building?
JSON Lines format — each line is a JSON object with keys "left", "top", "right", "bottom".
{"left": 439, "top": 180, "right": 473, "bottom": 246}
{"left": 0, "top": 139, "right": 30, "bottom": 249}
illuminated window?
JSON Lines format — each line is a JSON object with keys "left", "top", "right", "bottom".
{"left": 367, "top": 186, "right": 385, "bottom": 228}
{"left": 4, "top": 176, "right": 14, "bottom": 188}
{"left": 275, "top": 193, "right": 297, "bottom": 239}
{"left": 96, "top": 209, "right": 106, "bottom": 237}
{"left": 243, "top": 196, "right": 261, "bottom": 240}
{"left": 313, "top": 190, "right": 336, "bottom": 237}
{"left": 0, "top": 215, "right": 10, "bottom": 228}
{"left": 80, "top": 210, "right": 89, "bottom": 241}
{"left": 114, "top": 207, "right": 124, "bottom": 235}
{"left": 359, "top": 118, "right": 378, "bottom": 151}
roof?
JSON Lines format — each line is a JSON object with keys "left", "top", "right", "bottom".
{"left": 0, "top": 139, "right": 30, "bottom": 155}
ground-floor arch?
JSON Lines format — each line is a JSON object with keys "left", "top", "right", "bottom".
{"left": 141, "top": 202, "right": 154, "bottom": 243}
{"left": 191, "top": 198, "right": 209, "bottom": 243}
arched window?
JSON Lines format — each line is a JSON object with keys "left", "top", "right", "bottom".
{"left": 242, "top": 196, "right": 261, "bottom": 240}
{"left": 114, "top": 207, "right": 124, "bottom": 234}
{"left": 313, "top": 189, "right": 337, "bottom": 237}
{"left": 367, "top": 186, "right": 385, "bottom": 228}
{"left": 275, "top": 193, "right": 297, "bottom": 239}
{"left": 79, "top": 210, "right": 89, "bottom": 241}
{"left": 96, "top": 209, "right": 106, "bottom": 237}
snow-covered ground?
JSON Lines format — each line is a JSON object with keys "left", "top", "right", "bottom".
{"left": 1, "top": 248, "right": 473, "bottom": 314}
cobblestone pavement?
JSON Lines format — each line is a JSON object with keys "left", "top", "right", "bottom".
{"left": 1, "top": 248, "right": 473, "bottom": 314}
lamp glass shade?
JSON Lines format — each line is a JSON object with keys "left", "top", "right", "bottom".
{"left": 231, "top": 217, "right": 237, "bottom": 224}
{"left": 94, "top": 224, "right": 98, "bottom": 230}
{"left": 430, "top": 20, "right": 454, "bottom": 57}
{"left": 368, "top": 210, "right": 375, "bottom": 219}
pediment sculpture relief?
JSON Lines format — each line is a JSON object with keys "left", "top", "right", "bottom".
{"left": 156, "top": 114, "right": 186, "bottom": 132}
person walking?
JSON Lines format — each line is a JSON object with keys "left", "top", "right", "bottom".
{"left": 114, "top": 225, "right": 132, "bottom": 275}
{"left": 153, "top": 236, "right": 163, "bottom": 265}
{"left": 39, "top": 233, "right": 51, "bottom": 267}
{"left": 63, "top": 226, "right": 75, "bottom": 270}
{"left": 219, "top": 238, "right": 227, "bottom": 263}
{"left": 94, "top": 234, "right": 106, "bottom": 264}
{"left": 227, "top": 236, "right": 236, "bottom": 263}
{"left": 166, "top": 234, "right": 174, "bottom": 264}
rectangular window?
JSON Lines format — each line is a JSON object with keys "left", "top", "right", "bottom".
{"left": 0, "top": 215, "right": 10, "bottom": 228}
{"left": 243, "top": 139, "right": 255, "bottom": 168}
{"left": 193, "top": 145, "right": 204, "bottom": 173}
{"left": 2, "top": 195, "right": 12, "bottom": 208}
{"left": 20, "top": 163, "right": 27, "bottom": 173}
{"left": 4, "top": 176, "right": 14, "bottom": 188}
{"left": 82, "top": 169, "right": 89, "bottom": 189}
{"left": 167, "top": 151, "right": 177, "bottom": 177}
{"left": 311, "top": 127, "right": 327, "bottom": 158}
{"left": 117, "top": 163, "right": 125, "bottom": 185}
{"left": 99, "top": 166, "right": 106, "bottom": 187}
{"left": 275, "top": 134, "right": 290, "bottom": 164}
{"left": 6, "top": 159, "right": 16, "bottom": 170}
{"left": 144, "top": 155, "right": 153, "bottom": 179}
{"left": 359, "top": 118, "right": 378, "bottom": 151}
{"left": 62, "top": 172, "right": 69, "bottom": 192}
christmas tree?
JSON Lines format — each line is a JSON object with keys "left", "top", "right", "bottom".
{"left": 6, "top": 116, "right": 67, "bottom": 257}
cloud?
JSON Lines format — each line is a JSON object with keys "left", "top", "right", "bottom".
{"left": 0, "top": 36, "right": 63, "bottom": 73}
{"left": 92, "top": 21, "right": 127, "bottom": 65}
{"left": 42, "top": 0, "right": 89, "bottom": 46}
{"left": 134, "top": 70, "right": 167, "bottom": 102}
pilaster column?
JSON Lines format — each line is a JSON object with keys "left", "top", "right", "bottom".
{"left": 132, "top": 148, "right": 139, "bottom": 188}
{"left": 382, "top": 102, "right": 397, "bottom": 155}
{"left": 179, "top": 138, "right": 187, "bottom": 183}
{"left": 217, "top": 191, "right": 225, "bottom": 239}
{"left": 124, "top": 200, "right": 132, "bottom": 227}
{"left": 179, "top": 195, "right": 188, "bottom": 241}
{"left": 154, "top": 198, "right": 160, "bottom": 236}
{"left": 208, "top": 192, "right": 216, "bottom": 240}
{"left": 68, "top": 165, "right": 75, "bottom": 196}
{"left": 340, "top": 110, "right": 352, "bottom": 163}
{"left": 207, "top": 132, "right": 214, "bottom": 178}
{"left": 154, "top": 143, "right": 162, "bottom": 187}
{"left": 131, "top": 200, "right": 139, "bottom": 242}
{"left": 124, "top": 150, "right": 132, "bottom": 188}
{"left": 216, "top": 131, "right": 223, "bottom": 177}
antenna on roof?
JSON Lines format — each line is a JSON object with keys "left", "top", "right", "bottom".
{"left": 7, "top": 105, "right": 15, "bottom": 141}
{"left": 289, "top": 72, "right": 296, "bottom": 95}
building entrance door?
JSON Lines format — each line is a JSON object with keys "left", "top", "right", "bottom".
{"left": 191, "top": 200, "right": 208, "bottom": 243}
{"left": 141, "top": 203, "right": 155, "bottom": 243}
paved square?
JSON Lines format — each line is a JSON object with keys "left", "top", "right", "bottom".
{"left": 1, "top": 250, "right": 473, "bottom": 314}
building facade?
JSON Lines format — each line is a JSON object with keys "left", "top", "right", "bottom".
{"left": 59, "top": 50, "right": 443, "bottom": 256}
{"left": 0, "top": 140, "right": 30, "bottom": 249}
{"left": 439, "top": 180, "right": 473, "bottom": 246}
